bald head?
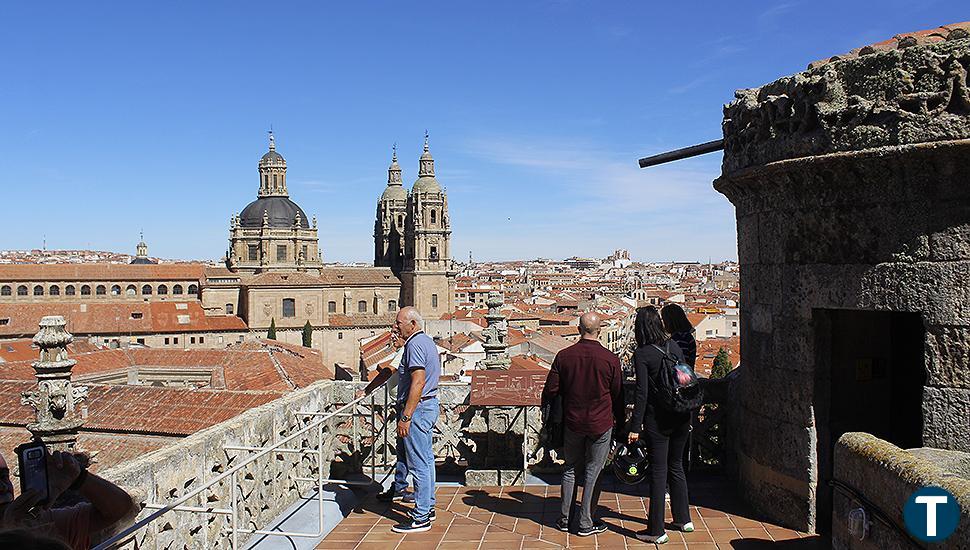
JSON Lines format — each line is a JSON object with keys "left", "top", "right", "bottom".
{"left": 395, "top": 306, "right": 424, "bottom": 339}
{"left": 579, "top": 311, "right": 602, "bottom": 339}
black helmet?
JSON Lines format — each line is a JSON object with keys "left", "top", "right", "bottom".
{"left": 612, "top": 442, "right": 649, "bottom": 485}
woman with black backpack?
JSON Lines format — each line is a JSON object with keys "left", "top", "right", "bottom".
{"left": 626, "top": 306, "right": 697, "bottom": 544}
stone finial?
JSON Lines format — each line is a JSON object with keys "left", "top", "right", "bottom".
{"left": 268, "top": 130, "right": 276, "bottom": 151}
{"left": 262, "top": 209, "right": 269, "bottom": 227}
{"left": 295, "top": 211, "right": 302, "bottom": 227}
{"left": 479, "top": 291, "right": 510, "bottom": 370}
{"left": 21, "top": 316, "right": 87, "bottom": 450}
{"left": 312, "top": 215, "right": 317, "bottom": 229}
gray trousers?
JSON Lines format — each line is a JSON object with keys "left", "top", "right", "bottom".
{"left": 560, "top": 426, "right": 612, "bottom": 530}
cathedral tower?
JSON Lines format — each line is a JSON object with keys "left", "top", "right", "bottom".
{"left": 228, "top": 132, "right": 323, "bottom": 273}
{"left": 374, "top": 145, "right": 407, "bottom": 274}
{"left": 401, "top": 133, "right": 456, "bottom": 315}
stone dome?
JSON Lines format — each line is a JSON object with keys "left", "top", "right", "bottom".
{"left": 381, "top": 185, "right": 408, "bottom": 201}
{"left": 260, "top": 150, "right": 284, "bottom": 163}
{"left": 239, "top": 196, "right": 309, "bottom": 228}
{"left": 412, "top": 175, "right": 442, "bottom": 193}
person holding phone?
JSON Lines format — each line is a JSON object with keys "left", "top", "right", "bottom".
{"left": 0, "top": 446, "right": 134, "bottom": 550}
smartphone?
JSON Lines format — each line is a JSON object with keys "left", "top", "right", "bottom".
{"left": 15, "top": 442, "right": 49, "bottom": 505}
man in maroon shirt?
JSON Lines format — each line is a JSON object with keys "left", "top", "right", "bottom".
{"left": 542, "top": 312, "right": 624, "bottom": 536}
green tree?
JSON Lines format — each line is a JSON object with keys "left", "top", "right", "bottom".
{"left": 711, "top": 347, "right": 732, "bottom": 379}
{"left": 267, "top": 318, "right": 277, "bottom": 340}
{"left": 302, "top": 321, "right": 313, "bottom": 347}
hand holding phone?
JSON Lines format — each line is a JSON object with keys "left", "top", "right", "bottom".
{"left": 15, "top": 442, "right": 49, "bottom": 507}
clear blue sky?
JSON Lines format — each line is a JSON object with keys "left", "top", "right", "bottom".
{"left": 1, "top": 1, "right": 964, "bottom": 262}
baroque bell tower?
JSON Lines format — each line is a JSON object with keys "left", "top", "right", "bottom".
{"left": 401, "top": 133, "right": 456, "bottom": 315}
{"left": 374, "top": 145, "right": 407, "bottom": 274}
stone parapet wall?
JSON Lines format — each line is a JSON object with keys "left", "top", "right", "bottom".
{"left": 832, "top": 432, "right": 970, "bottom": 549}
{"left": 722, "top": 25, "right": 970, "bottom": 174}
{"left": 99, "top": 381, "right": 335, "bottom": 549}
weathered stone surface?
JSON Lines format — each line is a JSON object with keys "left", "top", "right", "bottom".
{"left": 923, "top": 387, "right": 970, "bottom": 452}
{"left": 723, "top": 32, "right": 970, "bottom": 173}
{"left": 925, "top": 325, "right": 970, "bottom": 389}
{"left": 859, "top": 261, "right": 970, "bottom": 325}
{"left": 908, "top": 447, "right": 970, "bottom": 480}
{"left": 832, "top": 433, "right": 970, "bottom": 549}
{"left": 736, "top": 406, "right": 815, "bottom": 483}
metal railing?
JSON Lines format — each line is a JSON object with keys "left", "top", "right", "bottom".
{"left": 93, "top": 381, "right": 393, "bottom": 550}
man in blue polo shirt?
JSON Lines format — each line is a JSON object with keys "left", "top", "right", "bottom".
{"left": 389, "top": 306, "right": 440, "bottom": 534}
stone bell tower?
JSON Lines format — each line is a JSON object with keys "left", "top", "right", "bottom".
{"left": 374, "top": 145, "right": 407, "bottom": 275}
{"left": 401, "top": 133, "right": 456, "bottom": 315}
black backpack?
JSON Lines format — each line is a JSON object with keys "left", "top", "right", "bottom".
{"left": 651, "top": 342, "right": 704, "bottom": 413}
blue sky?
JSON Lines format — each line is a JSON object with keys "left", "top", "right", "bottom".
{"left": 1, "top": 1, "right": 964, "bottom": 262}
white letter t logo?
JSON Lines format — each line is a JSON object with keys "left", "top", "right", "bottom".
{"left": 915, "top": 496, "right": 948, "bottom": 537}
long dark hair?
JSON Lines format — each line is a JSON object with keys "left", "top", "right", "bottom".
{"left": 634, "top": 306, "right": 668, "bottom": 348}
{"left": 660, "top": 303, "right": 694, "bottom": 334}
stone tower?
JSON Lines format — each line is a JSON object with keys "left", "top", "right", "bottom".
{"left": 374, "top": 145, "right": 407, "bottom": 274}
{"left": 401, "top": 133, "right": 456, "bottom": 315}
{"left": 228, "top": 132, "right": 323, "bottom": 273}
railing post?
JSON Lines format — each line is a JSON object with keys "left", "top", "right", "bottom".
{"left": 370, "top": 390, "right": 377, "bottom": 480}
{"left": 383, "top": 383, "right": 390, "bottom": 470}
{"left": 230, "top": 471, "right": 238, "bottom": 549}
{"left": 317, "top": 422, "right": 324, "bottom": 536}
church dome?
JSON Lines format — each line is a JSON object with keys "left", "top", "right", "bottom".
{"left": 260, "top": 150, "right": 284, "bottom": 163}
{"left": 239, "top": 196, "right": 310, "bottom": 228}
{"left": 381, "top": 184, "right": 408, "bottom": 201}
{"left": 412, "top": 175, "right": 442, "bottom": 193}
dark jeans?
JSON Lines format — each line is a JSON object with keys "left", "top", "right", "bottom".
{"left": 644, "top": 414, "right": 691, "bottom": 535}
{"left": 560, "top": 426, "right": 612, "bottom": 530}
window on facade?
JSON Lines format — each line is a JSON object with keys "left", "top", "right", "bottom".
{"left": 248, "top": 245, "right": 259, "bottom": 261}
{"left": 142, "top": 285, "right": 152, "bottom": 295}
{"left": 226, "top": 303, "right": 234, "bottom": 315}
{"left": 397, "top": 215, "right": 403, "bottom": 226}
{"left": 17, "top": 285, "right": 27, "bottom": 296}
{"left": 125, "top": 285, "right": 136, "bottom": 296}
{"left": 81, "top": 285, "right": 92, "bottom": 296}
{"left": 282, "top": 298, "right": 296, "bottom": 318}
{"left": 164, "top": 337, "right": 170, "bottom": 345}
{"left": 388, "top": 300, "right": 397, "bottom": 312}
{"left": 173, "top": 285, "right": 183, "bottom": 295}
{"left": 328, "top": 301, "right": 336, "bottom": 313}
{"left": 302, "top": 245, "right": 308, "bottom": 260}
{"left": 0, "top": 286, "right": 10, "bottom": 296}
{"left": 277, "top": 245, "right": 287, "bottom": 262}
{"left": 33, "top": 285, "right": 44, "bottom": 296}
{"left": 273, "top": 173, "right": 278, "bottom": 186}
{"left": 431, "top": 210, "right": 436, "bottom": 224}
{"left": 65, "top": 285, "right": 75, "bottom": 296}
{"left": 158, "top": 284, "right": 168, "bottom": 295}
{"left": 358, "top": 300, "right": 367, "bottom": 313}
{"left": 49, "top": 285, "right": 60, "bottom": 296}
{"left": 338, "top": 332, "right": 343, "bottom": 340}
{"left": 432, "top": 294, "right": 438, "bottom": 308}
{"left": 199, "top": 336, "right": 204, "bottom": 344}
{"left": 173, "top": 337, "right": 179, "bottom": 344}
{"left": 107, "top": 285, "right": 117, "bottom": 296}
{"left": 0, "top": 319, "right": 7, "bottom": 326}
{"left": 430, "top": 246, "right": 438, "bottom": 261}
{"left": 131, "top": 312, "right": 143, "bottom": 320}
{"left": 188, "top": 284, "right": 198, "bottom": 295}
{"left": 190, "top": 337, "right": 196, "bottom": 344}
{"left": 136, "top": 338, "right": 145, "bottom": 345}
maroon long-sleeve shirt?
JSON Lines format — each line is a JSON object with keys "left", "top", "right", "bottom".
{"left": 542, "top": 338, "right": 624, "bottom": 436}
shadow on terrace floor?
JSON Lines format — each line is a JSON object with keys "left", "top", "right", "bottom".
{"left": 317, "top": 471, "right": 828, "bottom": 549}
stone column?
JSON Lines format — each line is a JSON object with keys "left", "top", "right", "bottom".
{"left": 21, "top": 316, "right": 88, "bottom": 451}
{"left": 465, "top": 292, "right": 529, "bottom": 485}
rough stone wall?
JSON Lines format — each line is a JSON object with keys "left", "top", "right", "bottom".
{"left": 99, "top": 381, "right": 335, "bottom": 549}
{"left": 714, "top": 28, "right": 970, "bottom": 533}
{"left": 832, "top": 433, "right": 969, "bottom": 549}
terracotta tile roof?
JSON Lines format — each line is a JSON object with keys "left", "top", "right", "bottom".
{"left": 696, "top": 336, "right": 741, "bottom": 377}
{"left": 0, "top": 427, "right": 175, "bottom": 474}
{"left": 0, "top": 301, "right": 246, "bottom": 337}
{"left": 509, "top": 354, "right": 548, "bottom": 371}
{"left": 537, "top": 325, "right": 579, "bottom": 338}
{"left": 808, "top": 22, "right": 970, "bottom": 69}
{"left": 0, "top": 263, "right": 205, "bottom": 282}
{"left": 687, "top": 313, "right": 707, "bottom": 328}
{"left": 436, "top": 333, "right": 477, "bottom": 353}
{"left": 0, "top": 380, "right": 285, "bottom": 436}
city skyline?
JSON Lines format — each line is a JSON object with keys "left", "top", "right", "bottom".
{"left": 2, "top": 1, "right": 965, "bottom": 262}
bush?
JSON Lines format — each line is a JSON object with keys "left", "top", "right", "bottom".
{"left": 711, "top": 347, "right": 732, "bottom": 379}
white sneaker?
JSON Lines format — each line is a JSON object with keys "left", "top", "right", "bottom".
{"left": 680, "top": 522, "right": 695, "bottom": 532}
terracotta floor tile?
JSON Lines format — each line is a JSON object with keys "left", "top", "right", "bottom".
{"left": 702, "top": 516, "right": 735, "bottom": 530}
{"left": 709, "top": 529, "right": 741, "bottom": 544}
{"left": 729, "top": 517, "right": 764, "bottom": 529}
{"left": 357, "top": 543, "right": 400, "bottom": 550}
{"left": 680, "top": 529, "right": 715, "bottom": 543}
{"left": 437, "top": 543, "right": 482, "bottom": 550}
{"left": 766, "top": 528, "right": 802, "bottom": 541}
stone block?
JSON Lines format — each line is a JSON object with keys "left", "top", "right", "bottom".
{"left": 736, "top": 365, "right": 815, "bottom": 428}
{"left": 860, "top": 261, "right": 970, "bottom": 326}
{"left": 464, "top": 469, "right": 526, "bottom": 486}
{"left": 930, "top": 220, "right": 970, "bottom": 262}
{"left": 922, "top": 386, "right": 970, "bottom": 452}
{"left": 925, "top": 325, "right": 970, "bottom": 389}
{"left": 736, "top": 212, "right": 760, "bottom": 263}
{"left": 736, "top": 407, "right": 816, "bottom": 483}
{"left": 737, "top": 450, "right": 814, "bottom": 532}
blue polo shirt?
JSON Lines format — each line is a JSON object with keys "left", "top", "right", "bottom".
{"left": 397, "top": 331, "right": 440, "bottom": 405}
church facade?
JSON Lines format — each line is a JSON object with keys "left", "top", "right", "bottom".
{"left": 0, "top": 133, "right": 457, "bottom": 373}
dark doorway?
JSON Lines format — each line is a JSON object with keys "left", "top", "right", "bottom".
{"left": 813, "top": 309, "right": 925, "bottom": 534}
